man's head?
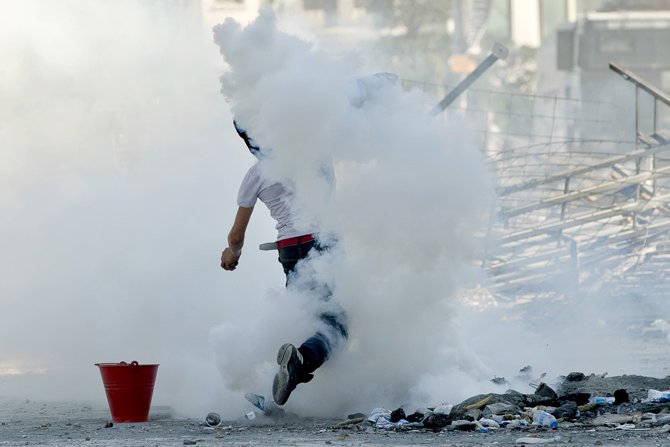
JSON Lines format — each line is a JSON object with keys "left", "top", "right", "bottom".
{"left": 233, "top": 120, "right": 261, "bottom": 158}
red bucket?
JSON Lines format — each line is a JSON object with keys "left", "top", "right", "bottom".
{"left": 95, "top": 361, "right": 159, "bottom": 423}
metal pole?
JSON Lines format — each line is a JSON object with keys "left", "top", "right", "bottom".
{"left": 635, "top": 86, "right": 639, "bottom": 150}
{"left": 653, "top": 98, "right": 658, "bottom": 194}
{"left": 433, "top": 43, "right": 509, "bottom": 114}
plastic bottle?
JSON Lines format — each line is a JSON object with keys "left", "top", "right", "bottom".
{"left": 589, "top": 396, "right": 615, "bottom": 405}
{"left": 644, "top": 389, "right": 670, "bottom": 403}
{"left": 533, "top": 410, "right": 558, "bottom": 429}
{"left": 506, "top": 419, "right": 529, "bottom": 428}
{"left": 244, "top": 393, "right": 265, "bottom": 411}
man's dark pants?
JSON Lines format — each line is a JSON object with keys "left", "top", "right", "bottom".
{"left": 278, "top": 239, "right": 348, "bottom": 374}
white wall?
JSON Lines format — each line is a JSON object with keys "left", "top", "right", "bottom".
{"left": 511, "top": 0, "right": 541, "bottom": 47}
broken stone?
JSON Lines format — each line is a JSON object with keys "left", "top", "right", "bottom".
{"left": 347, "top": 413, "right": 366, "bottom": 419}
{"left": 483, "top": 402, "right": 518, "bottom": 417}
{"left": 505, "top": 389, "right": 525, "bottom": 397}
{"left": 566, "top": 372, "right": 585, "bottom": 382}
{"left": 390, "top": 408, "right": 406, "bottom": 423}
{"left": 405, "top": 412, "right": 424, "bottom": 423}
{"left": 592, "top": 414, "right": 634, "bottom": 426}
{"left": 446, "top": 420, "right": 478, "bottom": 431}
{"left": 433, "top": 403, "right": 453, "bottom": 415}
{"left": 558, "top": 374, "right": 670, "bottom": 403}
{"left": 628, "top": 402, "right": 670, "bottom": 414}
{"left": 614, "top": 389, "right": 629, "bottom": 405}
{"left": 452, "top": 392, "right": 527, "bottom": 419}
{"left": 464, "top": 395, "right": 492, "bottom": 411}
{"left": 333, "top": 417, "right": 364, "bottom": 428}
{"left": 578, "top": 403, "right": 598, "bottom": 414}
{"left": 655, "top": 414, "right": 670, "bottom": 425}
{"left": 464, "top": 409, "right": 482, "bottom": 421}
{"left": 553, "top": 401, "right": 578, "bottom": 420}
{"left": 525, "top": 394, "right": 555, "bottom": 408}
{"left": 535, "top": 383, "right": 559, "bottom": 401}
{"left": 504, "top": 390, "right": 528, "bottom": 408}
{"left": 559, "top": 392, "right": 590, "bottom": 406}
{"left": 422, "top": 413, "right": 451, "bottom": 430}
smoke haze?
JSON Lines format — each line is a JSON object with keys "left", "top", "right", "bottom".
{"left": 0, "top": 0, "right": 282, "bottom": 416}
{"left": 2, "top": 0, "right": 668, "bottom": 421}
{"left": 211, "top": 8, "right": 494, "bottom": 416}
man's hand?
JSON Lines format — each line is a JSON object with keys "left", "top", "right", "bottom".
{"left": 221, "top": 247, "right": 241, "bottom": 271}
{"left": 221, "top": 206, "right": 253, "bottom": 272}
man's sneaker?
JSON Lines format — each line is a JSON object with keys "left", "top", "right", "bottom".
{"left": 272, "top": 343, "right": 313, "bottom": 405}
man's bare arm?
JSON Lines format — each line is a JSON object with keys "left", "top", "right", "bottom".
{"left": 221, "top": 206, "right": 254, "bottom": 271}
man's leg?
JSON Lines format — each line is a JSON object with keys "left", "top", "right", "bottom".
{"left": 272, "top": 342, "right": 313, "bottom": 405}
{"left": 272, "top": 311, "right": 348, "bottom": 405}
{"left": 273, "top": 240, "right": 347, "bottom": 404}
{"left": 272, "top": 242, "right": 312, "bottom": 405}
{"left": 298, "top": 311, "right": 348, "bottom": 373}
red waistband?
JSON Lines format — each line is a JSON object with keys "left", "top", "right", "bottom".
{"left": 276, "top": 234, "right": 314, "bottom": 248}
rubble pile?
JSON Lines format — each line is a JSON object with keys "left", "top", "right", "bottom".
{"left": 353, "top": 372, "right": 670, "bottom": 435}
{"left": 206, "top": 371, "right": 670, "bottom": 445}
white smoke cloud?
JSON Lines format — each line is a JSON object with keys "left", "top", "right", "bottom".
{"left": 0, "top": 0, "right": 282, "bottom": 417}
{"left": 211, "top": 8, "right": 495, "bottom": 417}
{"left": 4, "top": 0, "right": 665, "bottom": 423}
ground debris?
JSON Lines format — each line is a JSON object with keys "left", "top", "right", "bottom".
{"left": 353, "top": 371, "right": 670, "bottom": 440}
{"left": 515, "top": 435, "right": 561, "bottom": 444}
{"left": 591, "top": 414, "right": 635, "bottom": 426}
{"left": 8, "top": 373, "right": 670, "bottom": 445}
{"left": 332, "top": 417, "right": 364, "bottom": 428}
{"left": 566, "top": 372, "right": 586, "bottom": 382}
{"left": 463, "top": 395, "right": 492, "bottom": 412}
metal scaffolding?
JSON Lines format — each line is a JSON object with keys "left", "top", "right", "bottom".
{"left": 413, "top": 62, "right": 670, "bottom": 309}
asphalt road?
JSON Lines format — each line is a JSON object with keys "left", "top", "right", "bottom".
{"left": 2, "top": 397, "right": 670, "bottom": 447}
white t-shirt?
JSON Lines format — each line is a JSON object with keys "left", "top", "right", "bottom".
{"left": 237, "top": 162, "right": 305, "bottom": 241}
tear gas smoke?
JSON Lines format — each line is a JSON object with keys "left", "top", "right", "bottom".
{"left": 210, "top": 8, "right": 495, "bottom": 417}
{"left": 3, "top": 1, "right": 668, "bottom": 421}
{"left": 0, "top": 0, "right": 280, "bottom": 416}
